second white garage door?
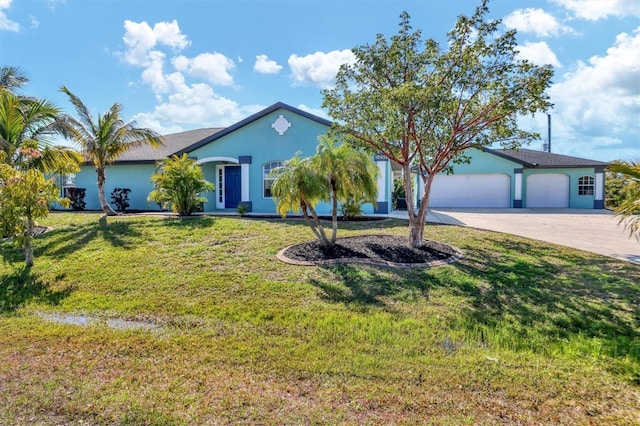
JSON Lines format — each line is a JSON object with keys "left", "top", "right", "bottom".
{"left": 526, "top": 174, "right": 570, "bottom": 208}
{"left": 428, "top": 174, "right": 511, "bottom": 208}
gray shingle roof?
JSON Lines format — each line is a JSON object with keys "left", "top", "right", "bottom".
{"left": 115, "top": 128, "right": 224, "bottom": 163}
{"left": 486, "top": 148, "right": 609, "bottom": 168}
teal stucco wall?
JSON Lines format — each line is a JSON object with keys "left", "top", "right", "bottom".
{"left": 73, "top": 163, "right": 159, "bottom": 211}
{"left": 190, "top": 107, "right": 348, "bottom": 214}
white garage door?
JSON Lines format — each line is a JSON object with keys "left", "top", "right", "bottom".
{"left": 526, "top": 174, "right": 569, "bottom": 208}
{"left": 428, "top": 174, "right": 511, "bottom": 208}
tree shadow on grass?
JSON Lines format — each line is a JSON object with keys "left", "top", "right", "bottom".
{"left": 29, "top": 215, "right": 146, "bottom": 258}
{"left": 309, "top": 264, "right": 433, "bottom": 311}
{"left": 309, "top": 233, "right": 640, "bottom": 372}
{"left": 454, "top": 236, "right": 640, "bottom": 368}
{"left": 0, "top": 267, "right": 74, "bottom": 314}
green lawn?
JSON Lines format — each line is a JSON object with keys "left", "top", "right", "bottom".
{"left": 1, "top": 212, "right": 638, "bottom": 425}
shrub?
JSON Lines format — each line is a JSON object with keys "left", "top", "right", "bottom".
{"left": 237, "top": 204, "right": 249, "bottom": 216}
{"left": 148, "top": 154, "right": 215, "bottom": 216}
{"left": 341, "top": 197, "right": 365, "bottom": 220}
{"left": 65, "top": 187, "right": 86, "bottom": 211}
{"left": 110, "top": 188, "right": 131, "bottom": 212}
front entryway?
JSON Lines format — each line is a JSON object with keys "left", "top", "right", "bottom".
{"left": 224, "top": 166, "right": 241, "bottom": 209}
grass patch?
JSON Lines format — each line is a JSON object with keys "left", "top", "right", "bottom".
{"left": 0, "top": 212, "right": 638, "bottom": 425}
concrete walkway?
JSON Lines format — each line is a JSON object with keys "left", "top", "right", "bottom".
{"left": 389, "top": 208, "right": 640, "bottom": 265}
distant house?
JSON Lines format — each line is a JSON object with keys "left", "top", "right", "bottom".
{"left": 67, "top": 102, "right": 607, "bottom": 213}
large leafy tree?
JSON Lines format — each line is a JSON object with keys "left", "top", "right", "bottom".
{"left": 607, "top": 160, "right": 640, "bottom": 240}
{"left": 323, "top": 2, "right": 553, "bottom": 247}
{"left": 148, "top": 154, "right": 214, "bottom": 216}
{"left": 60, "top": 86, "right": 164, "bottom": 216}
{"left": 272, "top": 136, "right": 379, "bottom": 247}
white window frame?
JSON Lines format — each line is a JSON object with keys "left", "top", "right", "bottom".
{"left": 263, "top": 161, "right": 283, "bottom": 198}
{"left": 578, "top": 175, "right": 595, "bottom": 196}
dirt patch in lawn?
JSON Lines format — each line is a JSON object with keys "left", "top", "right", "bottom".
{"left": 278, "top": 234, "right": 462, "bottom": 268}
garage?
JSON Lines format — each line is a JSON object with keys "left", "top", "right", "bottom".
{"left": 428, "top": 173, "right": 511, "bottom": 208}
{"left": 526, "top": 174, "right": 569, "bottom": 208}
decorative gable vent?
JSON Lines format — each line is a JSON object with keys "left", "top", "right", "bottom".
{"left": 271, "top": 115, "right": 291, "bottom": 135}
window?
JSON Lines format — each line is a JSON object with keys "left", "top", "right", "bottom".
{"left": 63, "top": 174, "right": 76, "bottom": 187}
{"left": 59, "top": 173, "right": 76, "bottom": 197}
{"left": 263, "top": 161, "right": 283, "bottom": 198}
{"left": 578, "top": 175, "right": 594, "bottom": 196}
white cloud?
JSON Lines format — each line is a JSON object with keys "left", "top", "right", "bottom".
{"left": 118, "top": 19, "right": 263, "bottom": 133}
{"left": 296, "top": 104, "right": 329, "bottom": 120}
{"left": 122, "top": 19, "right": 190, "bottom": 66}
{"left": 551, "top": 0, "right": 640, "bottom": 20}
{"left": 504, "top": 8, "right": 572, "bottom": 37}
{"left": 545, "top": 28, "right": 640, "bottom": 159}
{"left": 30, "top": 15, "right": 39, "bottom": 29}
{"left": 288, "top": 49, "right": 355, "bottom": 89}
{"left": 254, "top": 54, "right": 283, "bottom": 75}
{"left": 516, "top": 41, "right": 562, "bottom": 67}
{"left": 172, "top": 52, "right": 235, "bottom": 86}
{"left": 46, "top": 0, "right": 66, "bottom": 10}
{"left": 132, "top": 82, "right": 263, "bottom": 133}
{"left": 0, "top": 0, "right": 20, "bottom": 32}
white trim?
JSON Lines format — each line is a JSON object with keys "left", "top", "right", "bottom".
{"left": 197, "top": 156, "right": 238, "bottom": 165}
{"left": 216, "top": 165, "right": 225, "bottom": 209}
{"left": 241, "top": 163, "right": 250, "bottom": 202}
{"left": 514, "top": 173, "right": 522, "bottom": 201}
{"left": 376, "top": 160, "right": 387, "bottom": 202}
{"left": 594, "top": 172, "right": 604, "bottom": 201}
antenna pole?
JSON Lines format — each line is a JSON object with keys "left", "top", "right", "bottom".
{"left": 547, "top": 113, "right": 551, "bottom": 153}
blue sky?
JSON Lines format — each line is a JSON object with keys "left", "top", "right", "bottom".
{"left": 1, "top": 0, "right": 638, "bottom": 162}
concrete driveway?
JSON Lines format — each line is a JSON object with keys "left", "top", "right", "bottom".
{"left": 391, "top": 208, "right": 640, "bottom": 265}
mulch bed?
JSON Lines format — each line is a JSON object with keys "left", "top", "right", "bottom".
{"left": 278, "top": 234, "right": 463, "bottom": 268}
{"left": 2, "top": 226, "right": 50, "bottom": 242}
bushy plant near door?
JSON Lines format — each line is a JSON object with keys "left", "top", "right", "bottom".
{"left": 148, "top": 154, "right": 215, "bottom": 216}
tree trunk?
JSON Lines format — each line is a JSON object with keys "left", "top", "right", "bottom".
{"left": 24, "top": 217, "right": 34, "bottom": 267}
{"left": 97, "top": 167, "right": 117, "bottom": 216}
{"left": 301, "top": 200, "right": 329, "bottom": 246}
{"left": 403, "top": 164, "right": 422, "bottom": 247}
{"left": 308, "top": 204, "right": 330, "bottom": 246}
{"left": 330, "top": 186, "right": 338, "bottom": 244}
{"left": 405, "top": 165, "right": 434, "bottom": 248}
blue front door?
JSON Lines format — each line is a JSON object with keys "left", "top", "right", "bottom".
{"left": 224, "top": 166, "right": 241, "bottom": 209}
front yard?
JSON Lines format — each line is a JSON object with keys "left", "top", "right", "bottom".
{"left": 0, "top": 213, "right": 638, "bottom": 425}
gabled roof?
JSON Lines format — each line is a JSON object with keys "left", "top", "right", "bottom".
{"left": 174, "top": 102, "right": 332, "bottom": 155}
{"left": 115, "top": 127, "right": 224, "bottom": 163}
{"left": 112, "top": 102, "right": 332, "bottom": 163}
{"left": 486, "top": 148, "right": 609, "bottom": 168}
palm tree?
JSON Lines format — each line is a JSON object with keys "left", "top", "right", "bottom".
{"left": 272, "top": 136, "right": 379, "bottom": 247}
{"left": 0, "top": 66, "right": 28, "bottom": 93}
{"left": 608, "top": 160, "right": 640, "bottom": 240}
{"left": 0, "top": 90, "right": 82, "bottom": 174}
{"left": 59, "top": 86, "right": 164, "bottom": 215}
{"left": 272, "top": 153, "right": 331, "bottom": 245}
{"left": 313, "top": 135, "right": 378, "bottom": 243}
